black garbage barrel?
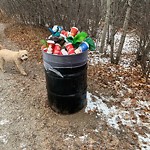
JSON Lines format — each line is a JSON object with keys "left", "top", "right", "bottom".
{"left": 42, "top": 50, "right": 88, "bottom": 114}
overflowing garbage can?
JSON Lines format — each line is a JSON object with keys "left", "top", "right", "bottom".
{"left": 43, "top": 50, "right": 88, "bottom": 114}
{"left": 41, "top": 25, "right": 96, "bottom": 114}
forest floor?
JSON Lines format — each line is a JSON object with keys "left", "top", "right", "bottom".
{"left": 0, "top": 20, "right": 150, "bottom": 150}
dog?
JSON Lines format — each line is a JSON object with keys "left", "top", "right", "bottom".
{"left": 0, "top": 49, "right": 28, "bottom": 76}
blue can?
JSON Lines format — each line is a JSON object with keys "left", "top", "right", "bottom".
{"left": 79, "top": 42, "right": 89, "bottom": 52}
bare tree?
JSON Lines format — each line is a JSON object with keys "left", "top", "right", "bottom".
{"left": 0, "top": 0, "right": 103, "bottom": 38}
{"left": 115, "top": 0, "right": 133, "bottom": 64}
{"left": 130, "top": 0, "right": 150, "bottom": 81}
{"left": 108, "top": 0, "right": 126, "bottom": 63}
{"left": 100, "top": 0, "right": 111, "bottom": 53}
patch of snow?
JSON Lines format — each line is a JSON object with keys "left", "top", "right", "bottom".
{"left": 85, "top": 92, "right": 111, "bottom": 116}
{"left": 120, "top": 58, "right": 131, "bottom": 68}
{"left": 66, "top": 134, "right": 76, "bottom": 138}
{"left": 135, "top": 132, "right": 150, "bottom": 150}
{"left": 93, "top": 129, "right": 99, "bottom": 133}
{"left": 86, "top": 92, "right": 150, "bottom": 128}
{"left": 64, "top": 134, "right": 76, "bottom": 141}
{"left": 64, "top": 137, "right": 71, "bottom": 141}
{"left": 85, "top": 91, "right": 150, "bottom": 148}
{"left": 86, "top": 92, "right": 121, "bottom": 129}
{"left": 0, "top": 134, "right": 8, "bottom": 144}
{"left": 114, "top": 32, "right": 139, "bottom": 54}
{"left": 91, "top": 32, "right": 139, "bottom": 66}
{"left": 79, "top": 134, "right": 88, "bottom": 142}
{"left": 137, "top": 100, "right": 150, "bottom": 110}
{"left": 88, "top": 52, "right": 110, "bottom": 65}
{"left": 20, "top": 143, "right": 27, "bottom": 150}
{"left": 0, "top": 119, "right": 9, "bottom": 125}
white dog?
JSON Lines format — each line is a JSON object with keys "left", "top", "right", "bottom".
{"left": 0, "top": 49, "right": 28, "bottom": 75}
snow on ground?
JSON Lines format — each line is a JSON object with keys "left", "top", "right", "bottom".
{"left": 89, "top": 32, "right": 139, "bottom": 67}
{"left": 114, "top": 32, "right": 139, "bottom": 54}
{"left": 135, "top": 133, "right": 150, "bottom": 150}
{"left": 86, "top": 32, "right": 150, "bottom": 149}
{"left": 0, "top": 119, "right": 9, "bottom": 125}
{"left": 85, "top": 91, "right": 150, "bottom": 150}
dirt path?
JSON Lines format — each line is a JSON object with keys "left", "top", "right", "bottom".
{"left": 0, "top": 23, "right": 140, "bottom": 150}
{"left": 0, "top": 23, "right": 99, "bottom": 150}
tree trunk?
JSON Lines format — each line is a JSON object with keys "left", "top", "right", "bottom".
{"left": 115, "top": 0, "right": 133, "bottom": 64}
{"left": 110, "top": 24, "right": 116, "bottom": 63}
{"left": 100, "top": 0, "right": 111, "bottom": 53}
{"left": 141, "top": 44, "right": 150, "bottom": 74}
{"left": 146, "top": 61, "right": 150, "bottom": 83}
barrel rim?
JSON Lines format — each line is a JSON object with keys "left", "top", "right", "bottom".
{"left": 42, "top": 49, "right": 88, "bottom": 58}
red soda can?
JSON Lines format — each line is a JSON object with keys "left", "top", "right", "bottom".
{"left": 65, "top": 43, "right": 75, "bottom": 51}
{"left": 65, "top": 43, "right": 75, "bottom": 55}
{"left": 47, "top": 40, "right": 55, "bottom": 48}
{"left": 53, "top": 43, "right": 61, "bottom": 55}
{"left": 68, "top": 49, "right": 75, "bottom": 55}
{"left": 61, "top": 30, "right": 68, "bottom": 37}
{"left": 70, "top": 27, "right": 78, "bottom": 36}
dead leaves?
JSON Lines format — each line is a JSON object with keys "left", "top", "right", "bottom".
{"left": 88, "top": 63, "right": 149, "bottom": 102}
{"left": 4, "top": 23, "right": 49, "bottom": 62}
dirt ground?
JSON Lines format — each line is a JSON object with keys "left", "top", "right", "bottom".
{"left": 0, "top": 22, "right": 146, "bottom": 150}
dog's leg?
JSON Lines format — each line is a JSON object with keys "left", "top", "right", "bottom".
{"left": 0, "top": 57, "right": 6, "bottom": 72}
{"left": 14, "top": 60, "right": 27, "bottom": 76}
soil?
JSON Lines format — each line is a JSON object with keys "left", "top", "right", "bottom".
{"left": 0, "top": 22, "right": 142, "bottom": 150}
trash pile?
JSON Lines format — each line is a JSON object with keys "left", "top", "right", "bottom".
{"left": 40, "top": 25, "right": 96, "bottom": 55}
